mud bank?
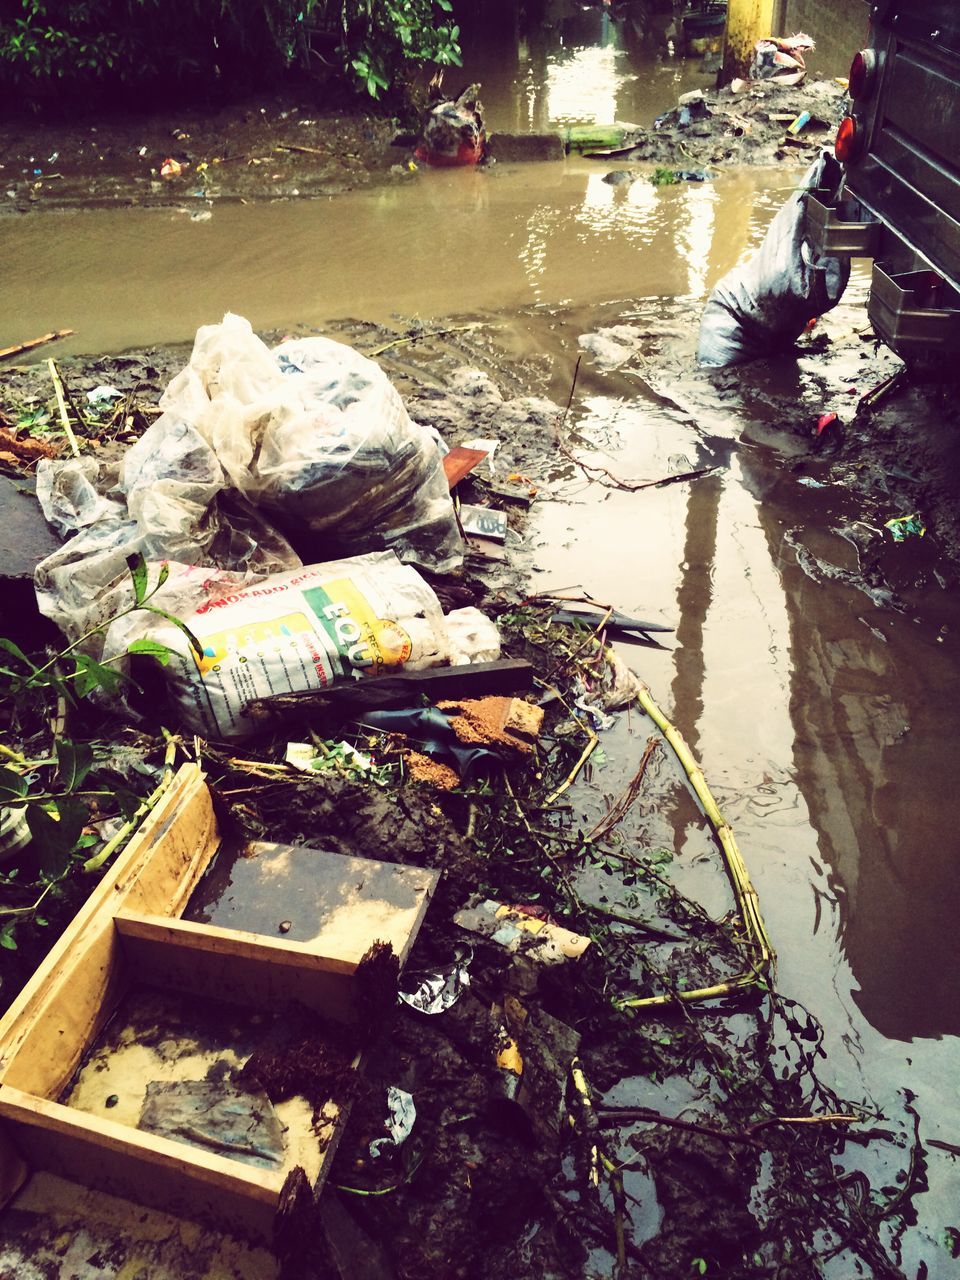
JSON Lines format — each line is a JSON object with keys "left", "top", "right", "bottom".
{"left": 0, "top": 78, "right": 846, "bottom": 217}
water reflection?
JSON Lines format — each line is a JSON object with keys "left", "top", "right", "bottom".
{"left": 457, "top": 0, "right": 702, "bottom": 132}
{"left": 742, "top": 457, "right": 960, "bottom": 1041}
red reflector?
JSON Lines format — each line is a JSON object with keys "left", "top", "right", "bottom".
{"left": 835, "top": 116, "right": 861, "bottom": 163}
{"left": 848, "top": 49, "right": 875, "bottom": 99}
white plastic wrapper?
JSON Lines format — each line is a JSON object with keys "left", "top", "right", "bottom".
{"left": 104, "top": 551, "right": 499, "bottom": 741}
{"left": 697, "top": 153, "right": 850, "bottom": 368}
{"left": 445, "top": 606, "right": 502, "bottom": 665}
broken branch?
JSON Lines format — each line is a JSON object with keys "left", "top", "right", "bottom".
{"left": 554, "top": 356, "right": 716, "bottom": 492}
{"left": 368, "top": 323, "right": 480, "bottom": 358}
{"left": 587, "top": 736, "right": 659, "bottom": 840}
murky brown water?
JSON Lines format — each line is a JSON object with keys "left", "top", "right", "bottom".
{"left": 0, "top": 166, "right": 791, "bottom": 357}
{"left": 2, "top": 6, "right": 959, "bottom": 1275}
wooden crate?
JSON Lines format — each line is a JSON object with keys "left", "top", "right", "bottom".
{"left": 0, "top": 764, "right": 438, "bottom": 1240}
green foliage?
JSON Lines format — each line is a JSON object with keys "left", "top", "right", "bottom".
{"left": 0, "top": 554, "right": 191, "bottom": 954}
{"left": 0, "top": 0, "right": 462, "bottom": 103}
{"left": 337, "top": 0, "right": 461, "bottom": 98}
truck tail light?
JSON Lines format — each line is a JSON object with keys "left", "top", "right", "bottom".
{"left": 835, "top": 116, "right": 863, "bottom": 163}
{"left": 848, "top": 49, "right": 877, "bottom": 99}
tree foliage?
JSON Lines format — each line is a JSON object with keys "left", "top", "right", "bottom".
{"left": 0, "top": 0, "right": 462, "bottom": 103}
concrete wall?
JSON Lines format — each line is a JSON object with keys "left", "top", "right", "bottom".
{"left": 777, "top": 0, "right": 872, "bottom": 76}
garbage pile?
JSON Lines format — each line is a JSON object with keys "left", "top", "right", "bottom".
{"left": 32, "top": 314, "right": 503, "bottom": 739}
{"left": 415, "top": 83, "right": 485, "bottom": 167}
{"left": 750, "top": 32, "right": 815, "bottom": 86}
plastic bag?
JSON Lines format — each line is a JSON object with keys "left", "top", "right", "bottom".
{"left": 34, "top": 427, "right": 300, "bottom": 653}
{"left": 697, "top": 152, "right": 849, "bottom": 368}
{"left": 104, "top": 551, "right": 499, "bottom": 740}
{"left": 34, "top": 313, "right": 462, "bottom": 650}
{"left": 750, "top": 33, "right": 815, "bottom": 85}
{"left": 158, "top": 314, "right": 461, "bottom": 572}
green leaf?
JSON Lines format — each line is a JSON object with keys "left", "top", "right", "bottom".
{"left": 127, "top": 551, "right": 148, "bottom": 605}
{"left": 71, "top": 652, "right": 122, "bottom": 698}
{"left": 55, "top": 739, "right": 94, "bottom": 792}
{"left": 0, "top": 636, "right": 40, "bottom": 675}
{"left": 127, "top": 637, "right": 173, "bottom": 666}
{"left": 114, "top": 787, "right": 142, "bottom": 820}
{"left": 140, "top": 606, "right": 204, "bottom": 661}
{"left": 0, "top": 925, "right": 17, "bottom": 951}
{"left": 0, "top": 767, "right": 28, "bottom": 802}
{"left": 26, "top": 798, "right": 87, "bottom": 877}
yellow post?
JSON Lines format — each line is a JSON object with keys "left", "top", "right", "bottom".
{"left": 722, "top": 0, "right": 779, "bottom": 81}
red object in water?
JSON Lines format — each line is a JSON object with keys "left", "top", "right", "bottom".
{"left": 816, "top": 412, "right": 839, "bottom": 436}
{"left": 414, "top": 140, "right": 485, "bottom": 167}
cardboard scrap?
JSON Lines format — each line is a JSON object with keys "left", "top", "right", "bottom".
{"left": 454, "top": 899, "right": 591, "bottom": 964}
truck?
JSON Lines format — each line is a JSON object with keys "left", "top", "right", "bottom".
{"left": 805, "top": 0, "right": 960, "bottom": 364}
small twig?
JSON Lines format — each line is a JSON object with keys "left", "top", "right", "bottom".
{"left": 83, "top": 737, "right": 177, "bottom": 873}
{"left": 554, "top": 355, "right": 716, "bottom": 492}
{"left": 928, "top": 1138, "right": 960, "bottom": 1158}
{"left": 578, "top": 899, "right": 684, "bottom": 942}
{"left": 276, "top": 142, "right": 327, "bottom": 156}
{"left": 598, "top": 1106, "right": 761, "bottom": 1148}
{"left": 0, "top": 877, "right": 61, "bottom": 921}
{"left": 745, "top": 1112, "right": 862, "bottom": 1135}
{"left": 587, "top": 736, "right": 659, "bottom": 840}
{"left": 544, "top": 731, "right": 598, "bottom": 805}
{"left": 47, "top": 358, "right": 79, "bottom": 457}
{"left": 368, "top": 323, "right": 480, "bottom": 358}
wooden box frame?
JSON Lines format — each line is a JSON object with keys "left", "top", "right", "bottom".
{"left": 0, "top": 764, "right": 437, "bottom": 1239}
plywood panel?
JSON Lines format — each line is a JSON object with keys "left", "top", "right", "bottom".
{"left": 183, "top": 839, "right": 439, "bottom": 965}
{"left": 116, "top": 914, "right": 358, "bottom": 1022}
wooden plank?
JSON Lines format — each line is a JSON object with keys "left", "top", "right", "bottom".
{"left": 442, "top": 446, "right": 488, "bottom": 490}
{"left": 0, "top": 765, "right": 218, "bottom": 1100}
{"left": 0, "top": 1086, "right": 283, "bottom": 1241}
{"left": 244, "top": 658, "right": 534, "bottom": 721}
{"left": 182, "top": 840, "right": 439, "bottom": 966}
{"left": 116, "top": 914, "right": 359, "bottom": 1022}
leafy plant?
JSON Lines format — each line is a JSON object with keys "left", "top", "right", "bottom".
{"left": 0, "top": 554, "right": 198, "bottom": 951}
{"left": 0, "top": 0, "right": 463, "bottom": 103}
{"left": 336, "top": 0, "right": 462, "bottom": 98}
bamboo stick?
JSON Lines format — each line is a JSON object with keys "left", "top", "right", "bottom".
{"left": 615, "top": 680, "right": 775, "bottom": 1009}
{"left": 82, "top": 737, "right": 177, "bottom": 873}
{"left": 0, "top": 329, "right": 74, "bottom": 361}
{"left": 47, "top": 358, "right": 79, "bottom": 458}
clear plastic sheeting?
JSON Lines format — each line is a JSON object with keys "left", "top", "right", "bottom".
{"left": 33, "top": 313, "right": 463, "bottom": 652}
{"left": 697, "top": 153, "right": 850, "bottom": 368}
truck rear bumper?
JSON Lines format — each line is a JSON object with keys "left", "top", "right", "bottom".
{"left": 805, "top": 188, "right": 960, "bottom": 357}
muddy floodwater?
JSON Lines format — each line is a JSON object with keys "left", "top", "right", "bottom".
{"left": 2, "top": 9, "right": 959, "bottom": 1276}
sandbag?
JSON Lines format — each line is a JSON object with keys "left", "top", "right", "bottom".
{"left": 104, "top": 551, "right": 500, "bottom": 740}
{"left": 697, "top": 152, "right": 849, "bottom": 368}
